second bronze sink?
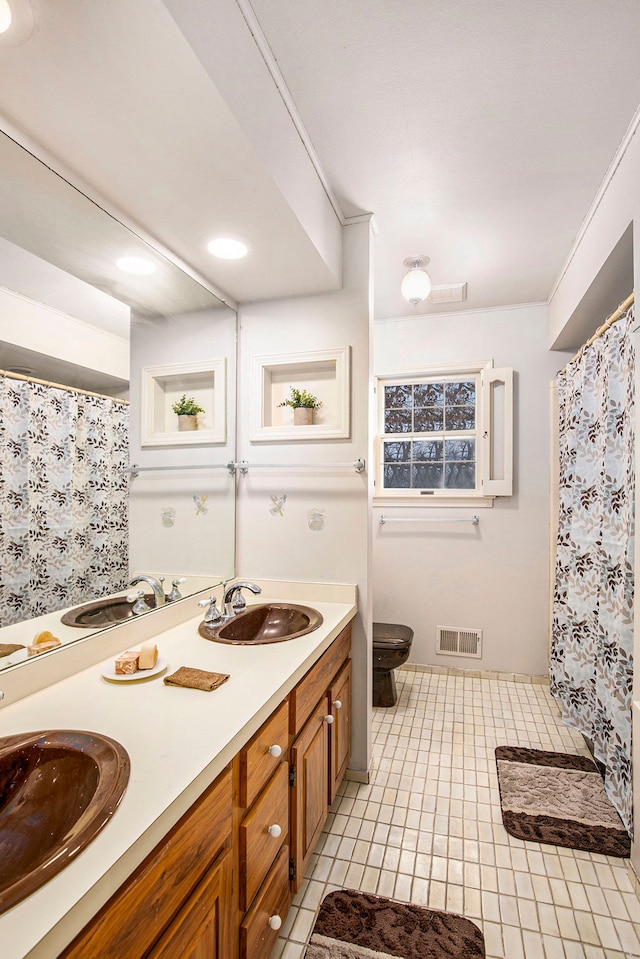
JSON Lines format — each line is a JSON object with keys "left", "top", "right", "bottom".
{"left": 0, "top": 729, "right": 130, "bottom": 914}
{"left": 199, "top": 603, "right": 323, "bottom": 645}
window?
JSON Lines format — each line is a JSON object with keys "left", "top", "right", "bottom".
{"left": 375, "top": 362, "right": 512, "bottom": 503}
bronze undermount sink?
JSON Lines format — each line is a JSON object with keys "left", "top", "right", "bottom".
{"left": 61, "top": 593, "right": 156, "bottom": 628}
{"left": 199, "top": 603, "right": 323, "bottom": 645}
{"left": 0, "top": 729, "right": 130, "bottom": 914}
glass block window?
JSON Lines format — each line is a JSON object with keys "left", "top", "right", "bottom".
{"left": 379, "top": 375, "right": 480, "bottom": 493}
{"left": 376, "top": 365, "right": 513, "bottom": 501}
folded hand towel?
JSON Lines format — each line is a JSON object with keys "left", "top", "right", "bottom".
{"left": 164, "top": 666, "right": 230, "bottom": 691}
{"left": 0, "top": 643, "right": 24, "bottom": 657}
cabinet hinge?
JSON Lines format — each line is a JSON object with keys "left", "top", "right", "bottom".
{"left": 289, "top": 858, "right": 296, "bottom": 881}
{"left": 289, "top": 763, "right": 296, "bottom": 787}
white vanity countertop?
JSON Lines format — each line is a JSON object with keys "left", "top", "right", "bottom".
{"left": 1, "top": 579, "right": 357, "bottom": 959}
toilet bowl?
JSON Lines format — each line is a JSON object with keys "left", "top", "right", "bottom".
{"left": 372, "top": 622, "right": 414, "bottom": 707}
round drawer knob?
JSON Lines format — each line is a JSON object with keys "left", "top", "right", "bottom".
{"left": 268, "top": 823, "right": 282, "bottom": 838}
{"left": 334, "top": 700, "right": 342, "bottom": 710}
{"left": 268, "top": 915, "right": 282, "bottom": 931}
{"left": 325, "top": 714, "right": 334, "bottom": 724}
{"left": 268, "top": 744, "right": 283, "bottom": 758}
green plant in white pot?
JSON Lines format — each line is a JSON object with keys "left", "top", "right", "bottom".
{"left": 278, "top": 387, "right": 322, "bottom": 426}
{"left": 172, "top": 394, "right": 205, "bottom": 432}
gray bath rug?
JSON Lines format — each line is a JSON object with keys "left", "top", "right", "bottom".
{"left": 304, "top": 889, "right": 485, "bottom": 959}
{"left": 495, "top": 746, "right": 630, "bottom": 857}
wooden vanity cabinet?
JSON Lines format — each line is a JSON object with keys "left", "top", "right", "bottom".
{"left": 57, "top": 622, "right": 353, "bottom": 959}
{"left": 289, "top": 624, "right": 352, "bottom": 890}
{"left": 59, "top": 765, "right": 233, "bottom": 959}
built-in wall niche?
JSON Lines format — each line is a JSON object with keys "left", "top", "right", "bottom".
{"left": 141, "top": 359, "right": 226, "bottom": 446}
{"left": 250, "top": 347, "right": 351, "bottom": 442}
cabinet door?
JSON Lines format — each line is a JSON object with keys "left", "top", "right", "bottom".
{"left": 329, "top": 658, "right": 352, "bottom": 805}
{"left": 290, "top": 694, "right": 330, "bottom": 890}
{"left": 146, "top": 847, "right": 232, "bottom": 959}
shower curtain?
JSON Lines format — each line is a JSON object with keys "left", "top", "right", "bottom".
{"left": 550, "top": 304, "right": 635, "bottom": 832}
{"left": 0, "top": 376, "right": 129, "bottom": 627}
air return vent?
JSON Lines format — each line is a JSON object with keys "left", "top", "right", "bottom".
{"left": 436, "top": 625, "right": 482, "bottom": 658}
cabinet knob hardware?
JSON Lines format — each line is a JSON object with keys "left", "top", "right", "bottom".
{"left": 325, "top": 714, "right": 334, "bottom": 724}
{"left": 268, "top": 915, "right": 282, "bottom": 930}
{"left": 268, "top": 823, "right": 282, "bottom": 838}
{"left": 268, "top": 744, "right": 283, "bottom": 758}
{"left": 334, "top": 700, "right": 342, "bottom": 710}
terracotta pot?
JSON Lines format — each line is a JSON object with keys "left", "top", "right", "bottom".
{"left": 177, "top": 414, "right": 198, "bottom": 431}
{"left": 293, "top": 407, "right": 313, "bottom": 426}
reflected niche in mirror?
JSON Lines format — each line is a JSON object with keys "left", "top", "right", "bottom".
{"left": 0, "top": 129, "right": 237, "bottom": 672}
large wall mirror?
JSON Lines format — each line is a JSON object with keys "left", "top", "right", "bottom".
{"left": 0, "top": 130, "right": 237, "bottom": 672}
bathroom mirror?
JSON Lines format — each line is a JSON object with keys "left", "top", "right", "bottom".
{"left": 0, "top": 129, "right": 237, "bottom": 670}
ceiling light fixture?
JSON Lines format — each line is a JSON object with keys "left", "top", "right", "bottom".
{"left": 116, "top": 256, "right": 156, "bottom": 276}
{"left": 401, "top": 255, "right": 432, "bottom": 306}
{"left": 0, "top": 0, "right": 33, "bottom": 44}
{"left": 0, "top": 0, "right": 12, "bottom": 33}
{"left": 207, "top": 236, "right": 249, "bottom": 260}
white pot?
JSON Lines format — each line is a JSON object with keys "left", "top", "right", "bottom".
{"left": 293, "top": 407, "right": 313, "bottom": 426}
{"left": 177, "top": 414, "right": 198, "bottom": 431}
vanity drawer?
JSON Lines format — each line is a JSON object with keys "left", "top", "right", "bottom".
{"left": 239, "top": 846, "right": 291, "bottom": 959}
{"left": 240, "top": 698, "right": 289, "bottom": 808}
{"left": 289, "top": 623, "right": 351, "bottom": 736}
{"left": 240, "top": 761, "right": 289, "bottom": 910}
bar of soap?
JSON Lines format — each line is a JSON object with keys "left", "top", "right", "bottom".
{"left": 27, "top": 638, "right": 61, "bottom": 656}
{"left": 138, "top": 641, "right": 158, "bottom": 670}
{"left": 115, "top": 651, "right": 140, "bottom": 675}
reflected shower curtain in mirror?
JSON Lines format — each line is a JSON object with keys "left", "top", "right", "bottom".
{"left": 0, "top": 377, "right": 129, "bottom": 627}
{"left": 551, "top": 304, "right": 635, "bottom": 832}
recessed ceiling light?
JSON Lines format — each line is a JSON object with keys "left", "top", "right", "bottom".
{"left": 0, "top": 1, "right": 12, "bottom": 33}
{"left": 0, "top": 0, "right": 33, "bottom": 44}
{"left": 207, "top": 236, "right": 249, "bottom": 260}
{"left": 116, "top": 256, "right": 156, "bottom": 276}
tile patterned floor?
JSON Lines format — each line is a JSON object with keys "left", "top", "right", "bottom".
{"left": 273, "top": 667, "right": 640, "bottom": 959}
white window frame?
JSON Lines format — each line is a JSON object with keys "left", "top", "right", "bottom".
{"left": 374, "top": 360, "right": 513, "bottom": 506}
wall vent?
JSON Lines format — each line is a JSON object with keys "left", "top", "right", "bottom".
{"left": 436, "top": 625, "right": 482, "bottom": 658}
{"left": 428, "top": 282, "right": 467, "bottom": 304}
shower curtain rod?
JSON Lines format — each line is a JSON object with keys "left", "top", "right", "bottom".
{"left": 0, "top": 368, "right": 129, "bottom": 405}
{"left": 561, "top": 292, "right": 635, "bottom": 372}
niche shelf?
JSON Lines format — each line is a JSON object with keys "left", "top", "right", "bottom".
{"left": 250, "top": 347, "right": 351, "bottom": 442}
{"left": 141, "top": 359, "right": 226, "bottom": 447}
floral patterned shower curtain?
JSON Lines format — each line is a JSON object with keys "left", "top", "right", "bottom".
{"left": 550, "top": 304, "right": 635, "bottom": 833}
{"left": 0, "top": 377, "right": 129, "bottom": 627}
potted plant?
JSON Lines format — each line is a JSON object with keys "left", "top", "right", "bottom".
{"left": 172, "top": 394, "right": 205, "bottom": 431}
{"left": 278, "top": 387, "right": 322, "bottom": 426}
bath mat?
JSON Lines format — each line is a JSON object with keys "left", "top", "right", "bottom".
{"left": 495, "top": 746, "right": 630, "bottom": 857}
{"left": 304, "top": 889, "right": 485, "bottom": 959}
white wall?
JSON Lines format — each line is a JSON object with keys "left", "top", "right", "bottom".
{"left": 236, "top": 220, "right": 372, "bottom": 775}
{"left": 373, "top": 303, "right": 573, "bottom": 677}
{"left": 129, "top": 305, "right": 237, "bottom": 581}
{"left": 0, "top": 286, "right": 129, "bottom": 381}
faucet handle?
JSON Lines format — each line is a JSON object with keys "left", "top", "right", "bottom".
{"left": 232, "top": 591, "right": 247, "bottom": 613}
{"left": 198, "top": 594, "right": 222, "bottom": 625}
{"left": 167, "top": 577, "right": 186, "bottom": 603}
{"left": 127, "top": 590, "right": 151, "bottom": 615}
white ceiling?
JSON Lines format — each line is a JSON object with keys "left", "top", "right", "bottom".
{"left": 0, "top": 0, "right": 639, "bottom": 321}
{"left": 247, "top": 0, "right": 640, "bottom": 317}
